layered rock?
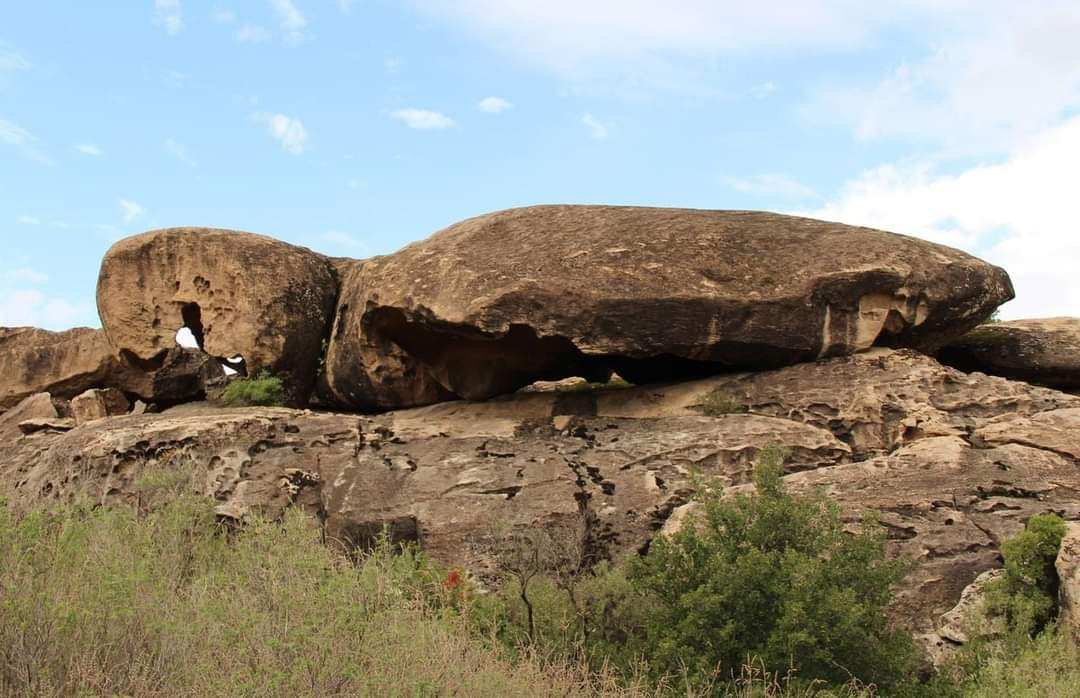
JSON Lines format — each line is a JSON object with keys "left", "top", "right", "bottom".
{"left": 70, "top": 388, "right": 130, "bottom": 424}
{"left": 0, "top": 327, "right": 146, "bottom": 409}
{"left": 96, "top": 228, "right": 338, "bottom": 405}
{"left": 324, "top": 206, "right": 1013, "bottom": 409}
{"left": 939, "top": 317, "right": 1080, "bottom": 391}
{"left": 1058, "top": 522, "right": 1080, "bottom": 639}
{"left": 3, "top": 349, "right": 1078, "bottom": 640}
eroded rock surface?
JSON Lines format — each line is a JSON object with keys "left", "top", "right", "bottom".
{"left": 939, "top": 317, "right": 1080, "bottom": 391}
{"left": 3, "top": 350, "right": 1077, "bottom": 642}
{"left": 96, "top": 228, "right": 338, "bottom": 405}
{"left": 71, "top": 388, "right": 130, "bottom": 424}
{"left": 324, "top": 206, "right": 1013, "bottom": 409}
{"left": 0, "top": 327, "right": 146, "bottom": 409}
{"left": 1058, "top": 522, "right": 1080, "bottom": 639}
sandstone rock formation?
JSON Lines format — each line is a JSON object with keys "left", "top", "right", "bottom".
{"left": 939, "top": 317, "right": 1080, "bottom": 391}
{"left": 324, "top": 206, "right": 1013, "bottom": 409}
{"left": 96, "top": 228, "right": 338, "bottom": 405}
{"left": 3, "top": 349, "right": 1077, "bottom": 641}
{"left": 1058, "top": 522, "right": 1080, "bottom": 639}
{"left": 70, "top": 388, "right": 130, "bottom": 424}
{"left": 0, "top": 327, "right": 146, "bottom": 409}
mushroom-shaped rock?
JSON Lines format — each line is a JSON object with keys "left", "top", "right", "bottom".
{"left": 97, "top": 228, "right": 338, "bottom": 405}
{"left": 324, "top": 205, "right": 1013, "bottom": 409}
{"left": 938, "top": 317, "right": 1080, "bottom": 391}
{"left": 0, "top": 327, "right": 148, "bottom": 409}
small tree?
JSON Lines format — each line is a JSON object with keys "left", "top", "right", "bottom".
{"left": 221, "top": 371, "right": 286, "bottom": 406}
{"left": 984, "top": 513, "right": 1067, "bottom": 638}
{"left": 629, "top": 445, "right": 914, "bottom": 690}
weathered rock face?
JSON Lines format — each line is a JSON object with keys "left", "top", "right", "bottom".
{"left": 3, "top": 349, "right": 1077, "bottom": 642}
{"left": 324, "top": 206, "right": 1013, "bottom": 409}
{"left": 1058, "top": 522, "right": 1080, "bottom": 640}
{"left": 0, "top": 327, "right": 147, "bottom": 409}
{"left": 96, "top": 228, "right": 339, "bottom": 405}
{"left": 70, "top": 388, "right": 130, "bottom": 424}
{"left": 150, "top": 347, "right": 227, "bottom": 405}
{"left": 939, "top": 317, "right": 1080, "bottom": 391}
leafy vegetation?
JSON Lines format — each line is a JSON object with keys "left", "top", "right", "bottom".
{"left": 220, "top": 370, "right": 286, "bottom": 407}
{"left": 1, "top": 454, "right": 1075, "bottom": 697}
{"left": 695, "top": 388, "right": 748, "bottom": 416}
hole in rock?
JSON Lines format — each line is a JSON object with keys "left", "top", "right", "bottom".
{"left": 222, "top": 355, "right": 247, "bottom": 377}
{"left": 177, "top": 302, "right": 205, "bottom": 350}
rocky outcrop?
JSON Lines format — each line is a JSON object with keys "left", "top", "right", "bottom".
{"left": 0, "top": 327, "right": 146, "bottom": 409}
{"left": 939, "top": 317, "right": 1080, "bottom": 391}
{"left": 96, "top": 228, "right": 338, "bottom": 405}
{"left": 3, "top": 349, "right": 1077, "bottom": 640}
{"left": 324, "top": 206, "right": 1013, "bottom": 409}
{"left": 1058, "top": 522, "right": 1080, "bottom": 639}
{"left": 70, "top": 388, "right": 130, "bottom": 424}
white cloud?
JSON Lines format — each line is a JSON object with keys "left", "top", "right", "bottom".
{"left": 321, "top": 230, "right": 369, "bottom": 252}
{"left": 236, "top": 24, "right": 272, "bottom": 42}
{"left": 119, "top": 198, "right": 146, "bottom": 222}
{"left": 339, "top": 0, "right": 356, "bottom": 12}
{"left": 165, "top": 138, "right": 196, "bottom": 165}
{"left": 477, "top": 96, "right": 512, "bottom": 113}
{"left": 804, "top": 3, "right": 1080, "bottom": 154}
{"left": 0, "top": 117, "right": 52, "bottom": 165}
{"left": 9, "top": 268, "right": 48, "bottom": 284}
{"left": 166, "top": 70, "right": 190, "bottom": 85}
{"left": 153, "top": 0, "right": 184, "bottom": 35}
{"left": 17, "top": 215, "right": 40, "bottom": 225}
{"left": 723, "top": 173, "right": 817, "bottom": 199}
{"left": 212, "top": 8, "right": 236, "bottom": 23}
{"left": 801, "top": 115, "right": 1080, "bottom": 320}
{"left": 0, "top": 279, "right": 96, "bottom": 330}
{"left": 410, "top": 1, "right": 973, "bottom": 95}
{"left": 268, "top": 0, "right": 307, "bottom": 42}
{"left": 390, "top": 108, "right": 456, "bottom": 130}
{"left": 581, "top": 112, "right": 611, "bottom": 140}
{"left": 254, "top": 112, "right": 309, "bottom": 154}
{"left": 74, "top": 143, "right": 103, "bottom": 156}
{"left": 0, "top": 45, "right": 30, "bottom": 72}
{"left": 751, "top": 81, "right": 777, "bottom": 98}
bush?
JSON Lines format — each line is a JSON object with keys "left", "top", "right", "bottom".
{"left": 221, "top": 370, "right": 286, "bottom": 407}
{"left": 984, "top": 513, "right": 1067, "bottom": 637}
{"left": 628, "top": 446, "right": 914, "bottom": 691}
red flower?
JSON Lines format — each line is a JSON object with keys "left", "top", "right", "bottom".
{"left": 445, "top": 569, "right": 461, "bottom": 590}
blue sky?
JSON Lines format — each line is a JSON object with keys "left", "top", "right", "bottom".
{"left": 3, "top": 1, "right": 1079, "bottom": 329}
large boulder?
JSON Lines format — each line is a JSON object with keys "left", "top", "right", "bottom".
{"left": 70, "top": 388, "right": 130, "bottom": 424}
{"left": 97, "top": 228, "right": 338, "bottom": 406}
{"left": 324, "top": 206, "right": 1013, "bottom": 409}
{"left": 0, "top": 327, "right": 147, "bottom": 409}
{"left": 1058, "top": 522, "right": 1080, "bottom": 640}
{"left": 938, "top": 317, "right": 1080, "bottom": 391}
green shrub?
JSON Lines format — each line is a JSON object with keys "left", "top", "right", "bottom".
{"left": 221, "top": 370, "right": 286, "bottom": 407}
{"left": 984, "top": 513, "right": 1067, "bottom": 637}
{"left": 695, "top": 389, "right": 748, "bottom": 416}
{"left": 628, "top": 446, "right": 914, "bottom": 691}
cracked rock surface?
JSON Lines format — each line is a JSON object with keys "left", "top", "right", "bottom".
{"left": 3, "top": 349, "right": 1078, "bottom": 640}
{"left": 324, "top": 205, "right": 1013, "bottom": 409}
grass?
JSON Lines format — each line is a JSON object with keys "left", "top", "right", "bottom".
{"left": 221, "top": 370, "right": 286, "bottom": 407}
{"left": 695, "top": 388, "right": 748, "bottom": 416}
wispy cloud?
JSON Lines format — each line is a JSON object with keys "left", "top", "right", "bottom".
{"left": 165, "top": 138, "right": 196, "bottom": 166}
{"left": 17, "top": 215, "right": 40, "bottom": 225}
{"left": 254, "top": 112, "right": 309, "bottom": 154}
{"left": 211, "top": 8, "right": 236, "bottom": 24}
{"left": 74, "top": 143, "right": 103, "bottom": 156}
{"left": 236, "top": 24, "right": 272, "bottom": 42}
{"left": 119, "top": 198, "right": 146, "bottom": 222}
{"left": 153, "top": 0, "right": 184, "bottom": 35}
{"left": 0, "top": 286, "right": 97, "bottom": 329}
{"left": 0, "top": 117, "right": 53, "bottom": 165}
{"left": 338, "top": 0, "right": 356, "bottom": 13}
{"left": 751, "top": 81, "right": 777, "bottom": 98}
{"left": 0, "top": 45, "right": 31, "bottom": 72}
{"left": 800, "top": 115, "right": 1080, "bottom": 319}
{"left": 9, "top": 268, "right": 48, "bottom": 284}
{"left": 581, "top": 113, "right": 610, "bottom": 141}
{"left": 477, "top": 96, "right": 513, "bottom": 113}
{"left": 722, "top": 173, "right": 817, "bottom": 199}
{"left": 268, "top": 0, "right": 307, "bottom": 43}
{"left": 391, "top": 108, "right": 456, "bottom": 130}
